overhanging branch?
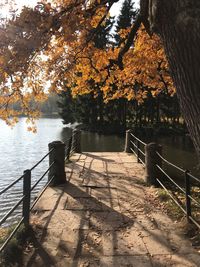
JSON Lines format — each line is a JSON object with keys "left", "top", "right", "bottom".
{"left": 117, "top": 14, "right": 142, "bottom": 69}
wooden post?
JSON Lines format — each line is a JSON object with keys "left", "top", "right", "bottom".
{"left": 72, "top": 129, "right": 81, "bottom": 153}
{"left": 145, "top": 143, "right": 162, "bottom": 186}
{"left": 23, "top": 169, "right": 31, "bottom": 228}
{"left": 125, "top": 129, "right": 132, "bottom": 153}
{"left": 48, "top": 141, "right": 66, "bottom": 186}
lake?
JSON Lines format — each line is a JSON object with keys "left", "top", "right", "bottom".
{"left": 0, "top": 118, "right": 124, "bottom": 225}
{"left": 0, "top": 118, "right": 199, "bottom": 225}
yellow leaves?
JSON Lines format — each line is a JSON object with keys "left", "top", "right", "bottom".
{"left": 0, "top": 2, "right": 176, "bottom": 128}
{"left": 90, "top": 7, "right": 107, "bottom": 28}
{"left": 62, "top": 24, "right": 174, "bottom": 104}
{"left": 118, "top": 28, "right": 131, "bottom": 39}
{"left": 27, "top": 126, "right": 37, "bottom": 133}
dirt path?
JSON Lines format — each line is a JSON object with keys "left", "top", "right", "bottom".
{"left": 23, "top": 152, "right": 200, "bottom": 267}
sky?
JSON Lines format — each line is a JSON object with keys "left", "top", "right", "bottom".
{"left": 110, "top": 0, "right": 139, "bottom": 16}
{"left": 0, "top": 0, "right": 140, "bottom": 18}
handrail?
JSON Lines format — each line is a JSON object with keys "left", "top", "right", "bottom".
{"left": 0, "top": 174, "right": 24, "bottom": 196}
{"left": 188, "top": 216, "right": 200, "bottom": 229}
{"left": 156, "top": 151, "right": 185, "bottom": 173}
{"left": 129, "top": 133, "right": 146, "bottom": 164}
{"left": 187, "top": 194, "right": 200, "bottom": 208}
{"left": 138, "top": 147, "right": 145, "bottom": 156}
{"left": 30, "top": 148, "right": 55, "bottom": 171}
{"left": 31, "top": 161, "right": 55, "bottom": 191}
{"left": 0, "top": 217, "right": 24, "bottom": 252}
{"left": 0, "top": 196, "right": 25, "bottom": 226}
{"left": 30, "top": 175, "right": 55, "bottom": 211}
{"left": 65, "top": 136, "right": 73, "bottom": 160}
{"left": 156, "top": 164, "right": 185, "bottom": 194}
{"left": 70, "top": 148, "right": 76, "bottom": 156}
{"left": 156, "top": 178, "right": 187, "bottom": 215}
{"left": 155, "top": 150, "right": 200, "bottom": 228}
{"left": 188, "top": 172, "right": 200, "bottom": 184}
{"left": 130, "top": 148, "right": 136, "bottom": 155}
{"left": 130, "top": 133, "right": 146, "bottom": 146}
{"left": 0, "top": 148, "right": 55, "bottom": 224}
{"left": 0, "top": 132, "right": 75, "bottom": 254}
{"left": 130, "top": 140, "right": 137, "bottom": 148}
{"left": 128, "top": 131, "right": 200, "bottom": 229}
{"left": 138, "top": 157, "right": 145, "bottom": 166}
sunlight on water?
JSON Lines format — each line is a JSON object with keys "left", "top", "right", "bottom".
{"left": 0, "top": 118, "right": 63, "bottom": 226}
{"left": 0, "top": 118, "right": 124, "bottom": 225}
{"left": 2, "top": 117, "right": 197, "bottom": 226}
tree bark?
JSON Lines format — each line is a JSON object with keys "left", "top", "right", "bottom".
{"left": 149, "top": 0, "right": 200, "bottom": 157}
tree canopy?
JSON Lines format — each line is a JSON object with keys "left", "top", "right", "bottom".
{"left": 1, "top": 0, "right": 200, "bottom": 159}
{"left": 0, "top": 0, "right": 174, "bottom": 127}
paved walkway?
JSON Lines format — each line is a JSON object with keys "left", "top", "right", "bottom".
{"left": 25, "top": 152, "right": 200, "bottom": 267}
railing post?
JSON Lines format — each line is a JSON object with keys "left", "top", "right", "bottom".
{"left": 23, "top": 169, "right": 31, "bottom": 228}
{"left": 125, "top": 129, "right": 132, "bottom": 153}
{"left": 72, "top": 129, "right": 81, "bottom": 153}
{"left": 185, "top": 170, "right": 192, "bottom": 222}
{"left": 145, "top": 143, "right": 162, "bottom": 186}
{"left": 66, "top": 136, "right": 72, "bottom": 160}
{"left": 137, "top": 139, "right": 140, "bottom": 163}
{"left": 48, "top": 141, "right": 66, "bottom": 186}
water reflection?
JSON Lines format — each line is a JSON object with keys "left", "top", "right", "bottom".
{"left": 0, "top": 118, "right": 124, "bottom": 225}
{"left": 81, "top": 131, "right": 124, "bottom": 152}
{"left": 157, "top": 136, "right": 199, "bottom": 175}
{"left": 0, "top": 118, "right": 64, "bottom": 225}
{"left": 0, "top": 117, "right": 199, "bottom": 225}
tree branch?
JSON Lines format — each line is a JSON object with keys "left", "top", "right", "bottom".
{"left": 117, "top": 14, "right": 142, "bottom": 69}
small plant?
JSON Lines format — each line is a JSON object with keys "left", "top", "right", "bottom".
{"left": 0, "top": 225, "right": 30, "bottom": 267}
{"left": 156, "top": 189, "right": 184, "bottom": 220}
{"left": 157, "top": 189, "right": 170, "bottom": 202}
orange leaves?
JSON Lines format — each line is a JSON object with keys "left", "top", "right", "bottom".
{"left": 0, "top": 0, "right": 176, "bottom": 126}
{"left": 118, "top": 27, "right": 131, "bottom": 39}
{"left": 62, "top": 25, "right": 175, "bottom": 105}
{"left": 122, "top": 26, "right": 175, "bottom": 98}
{"left": 90, "top": 6, "right": 107, "bottom": 28}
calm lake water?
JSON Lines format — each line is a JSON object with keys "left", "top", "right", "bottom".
{"left": 0, "top": 118, "right": 124, "bottom": 225}
{"left": 0, "top": 118, "right": 199, "bottom": 225}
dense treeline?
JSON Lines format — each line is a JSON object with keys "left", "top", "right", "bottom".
{"left": 12, "top": 94, "right": 59, "bottom": 116}
{"left": 58, "top": 0, "right": 183, "bottom": 134}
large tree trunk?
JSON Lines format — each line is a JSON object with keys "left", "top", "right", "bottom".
{"left": 150, "top": 0, "right": 200, "bottom": 157}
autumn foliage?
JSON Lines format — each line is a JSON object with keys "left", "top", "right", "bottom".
{"left": 0, "top": 1, "right": 175, "bottom": 127}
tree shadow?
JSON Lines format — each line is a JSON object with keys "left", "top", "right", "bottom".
{"left": 23, "top": 152, "right": 200, "bottom": 267}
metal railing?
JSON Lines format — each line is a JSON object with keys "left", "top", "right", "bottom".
{"left": 130, "top": 133, "right": 146, "bottom": 166}
{"left": 156, "top": 152, "right": 200, "bottom": 229}
{"left": 0, "top": 148, "right": 55, "bottom": 252}
{"left": 65, "top": 136, "right": 73, "bottom": 161}
{"left": 0, "top": 130, "right": 78, "bottom": 253}
{"left": 65, "top": 130, "right": 77, "bottom": 160}
{"left": 128, "top": 131, "right": 200, "bottom": 229}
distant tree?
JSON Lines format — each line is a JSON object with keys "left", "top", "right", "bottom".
{"left": 115, "top": 0, "right": 138, "bottom": 45}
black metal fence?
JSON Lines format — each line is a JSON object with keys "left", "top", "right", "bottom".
{"left": 0, "top": 148, "right": 55, "bottom": 252}
{"left": 130, "top": 133, "right": 146, "bottom": 166}
{"left": 65, "top": 130, "right": 80, "bottom": 161}
{"left": 156, "top": 152, "right": 200, "bottom": 229}
{"left": 0, "top": 130, "right": 78, "bottom": 253}
{"left": 129, "top": 132, "right": 200, "bottom": 229}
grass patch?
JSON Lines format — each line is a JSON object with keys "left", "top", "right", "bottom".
{"left": 156, "top": 188, "right": 186, "bottom": 220}
{"left": 0, "top": 224, "right": 30, "bottom": 267}
{"left": 157, "top": 189, "right": 171, "bottom": 202}
{"left": 156, "top": 186, "right": 200, "bottom": 245}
